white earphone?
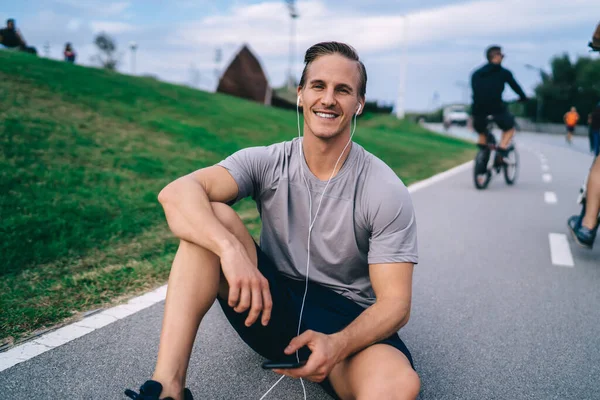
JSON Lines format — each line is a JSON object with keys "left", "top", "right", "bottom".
{"left": 261, "top": 93, "right": 360, "bottom": 400}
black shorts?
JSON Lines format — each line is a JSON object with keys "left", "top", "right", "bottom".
{"left": 218, "top": 243, "right": 414, "bottom": 399}
{"left": 566, "top": 125, "right": 575, "bottom": 133}
{"left": 473, "top": 110, "right": 515, "bottom": 133}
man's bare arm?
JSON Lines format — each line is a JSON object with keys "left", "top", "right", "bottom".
{"left": 330, "top": 262, "right": 414, "bottom": 360}
{"left": 278, "top": 262, "right": 413, "bottom": 382}
{"left": 16, "top": 29, "right": 26, "bottom": 46}
{"left": 158, "top": 165, "right": 272, "bottom": 326}
{"left": 158, "top": 165, "right": 241, "bottom": 255}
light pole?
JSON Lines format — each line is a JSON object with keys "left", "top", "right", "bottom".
{"left": 285, "top": 0, "right": 299, "bottom": 89}
{"left": 396, "top": 15, "right": 408, "bottom": 119}
{"left": 455, "top": 80, "right": 469, "bottom": 105}
{"left": 525, "top": 63, "right": 544, "bottom": 123}
{"left": 129, "top": 41, "right": 138, "bottom": 75}
{"left": 214, "top": 47, "right": 222, "bottom": 87}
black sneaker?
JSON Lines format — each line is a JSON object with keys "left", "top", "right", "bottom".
{"left": 568, "top": 215, "right": 597, "bottom": 249}
{"left": 125, "top": 380, "right": 194, "bottom": 400}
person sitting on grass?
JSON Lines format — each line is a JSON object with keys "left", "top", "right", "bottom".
{"left": 64, "top": 42, "right": 76, "bottom": 63}
{"left": 125, "top": 41, "right": 420, "bottom": 400}
{"left": 0, "top": 18, "right": 37, "bottom": 55}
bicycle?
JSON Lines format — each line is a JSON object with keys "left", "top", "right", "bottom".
{"left": 473, "top": 117, "right": 519, "bottom": 190}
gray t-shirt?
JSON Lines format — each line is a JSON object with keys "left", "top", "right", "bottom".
{"left": 218, "top": 138, "right": 418, "bottom": 308}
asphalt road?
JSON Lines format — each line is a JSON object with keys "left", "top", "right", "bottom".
{"left": 1, "top": 126, "right": 599, "bottom": 399}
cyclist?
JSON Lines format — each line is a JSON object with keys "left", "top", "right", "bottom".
{"left": 470, "top": 45, "right": 527, "bottom": 165}
{"left": 568, "top": 22, "right": 600, "bottom": 248}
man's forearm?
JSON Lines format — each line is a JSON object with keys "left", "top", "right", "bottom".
{"left": 331, "top": 298, "right": 409, "bottom": 361}
{"left": 158, "top": 176, "right": 242, "bottom": 257}
{"left": 16, "top": 30, "right": 26, "bottom": 46}
{"left": 508, "top": 78, "right": 527, "bottom": 100}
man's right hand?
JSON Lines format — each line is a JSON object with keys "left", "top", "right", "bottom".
{"left": 220, "top": 246, "right": 273, "bottom": 327}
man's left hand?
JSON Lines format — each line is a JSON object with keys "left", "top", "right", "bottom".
{"left": 273, "top": 330, "right": 346, "bottom": 383}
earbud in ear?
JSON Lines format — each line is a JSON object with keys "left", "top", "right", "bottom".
{"left": 356, "top": 103, "right": 362, "bottom": 114}
{"left": 297, "top": 96, "right": 301, "bottom": 106}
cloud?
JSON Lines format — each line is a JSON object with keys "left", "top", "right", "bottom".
{"left": 89, "top": 21, "right": 137, "bottom": 34}
{"left": 66, "top": 18, "right": 83, "bottom": 32}
{"left": 54, "top": 0, "right": 132, "bottom": 17}
{"left": 171, "top": 0, "right": 599, "bottom": 56}
{"left": 15, "top": 1, "right": 600, "bottom": 111}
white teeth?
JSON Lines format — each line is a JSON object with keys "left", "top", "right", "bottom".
{"left": 316, "top": 112, "right": 336, "bottom": 119}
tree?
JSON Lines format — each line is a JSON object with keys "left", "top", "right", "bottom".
{"left": 529, "top": 54, "right": 600, "bottom": 123}
{"left": 92, "top": 33, "right": 120, "bottom": 70}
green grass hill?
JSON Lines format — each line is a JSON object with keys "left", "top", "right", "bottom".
{"left": 0, "top": 51, "right": 472, "bottom": 343}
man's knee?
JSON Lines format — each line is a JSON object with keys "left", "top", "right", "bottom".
{"left": 355, "top": 369, "right": 420, "bottom": 400}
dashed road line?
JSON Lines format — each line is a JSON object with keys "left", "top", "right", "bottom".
{"left": 544, "top": 192, "right": 558, "bottom": 204}
{"left": 548, "top": 233, "right": 575, "bottom": 267}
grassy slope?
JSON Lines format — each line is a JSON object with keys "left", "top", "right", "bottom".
{"left": 0, "top": 51, "right": 473, "bottom": 342}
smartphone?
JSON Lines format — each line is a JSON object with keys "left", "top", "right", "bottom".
{"left": 261, "top": 360, "right": 307, "bottom": 369}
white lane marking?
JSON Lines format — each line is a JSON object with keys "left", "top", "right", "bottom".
{"left": 541, "top": 164, "right": 550, "bottom": 172}
{"left": 0, "top": 285, "right": 168, "bottom": 372}
{"left": 543, "top": 173, "right": 552, "bottom": 183}
{"left": 408, "top": 160, "right": 474, "bottom": 193}
{"left": 544, "top": 192, "right": 558, "bottom": 204}
{"left": 0, "top": 158, "right": 476, "bottom": 372}
{"left": 549, "top": 233, "right": 575, "bottom": 267}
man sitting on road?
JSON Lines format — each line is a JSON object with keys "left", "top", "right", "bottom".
{"left": 470, "top": 45, "right": 527, "bottom": 164}
{"left": 568, "top": 156, "right": 600, "bottom": 248}
{"left": 564, "top": 106, "right": 580, "bottom": 145}
{"left": 0, "top": 18, "right": 37, "bottom": 54}
{"left": 125, "top": 41, "right": 420, "bottom": 400}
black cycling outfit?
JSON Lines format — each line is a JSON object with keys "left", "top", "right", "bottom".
{"left": 471, "top": 63, "right": 527, "bottom": 134}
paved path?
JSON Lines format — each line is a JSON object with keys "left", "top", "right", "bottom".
{"left": 1, "top": 127, "right": 599, "bottom": 399}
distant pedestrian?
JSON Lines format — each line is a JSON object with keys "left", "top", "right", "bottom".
{"left": 563, "top": 106, "right": 579, "bottom": 144}
{"left": 588, "top": 103, "right": 600, "bottom": 157}
{"left": 64, "top": 42, "right": 76, "bottom": 63}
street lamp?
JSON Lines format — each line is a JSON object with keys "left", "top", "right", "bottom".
{"left": 455, "top": 80, "right": 469, "bottom": 105}
{"left": 525, "top": 63, "right": 544, "bottom": 123}
{"left": 285, "top": 0, "right": 299, "bottom": 89}
{"left": 129, "top": 41, "right": 138, "bottom": 75}
{"left": 395, "top": 15, "right": 409, "bottom": 119}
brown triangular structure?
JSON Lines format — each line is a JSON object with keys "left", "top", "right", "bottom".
{"left": 216, "top": 45, "right": 272, "bottom": 105}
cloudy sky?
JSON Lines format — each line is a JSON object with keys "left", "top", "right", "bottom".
{"left": 2, "top": 0, "right": 599, "bottom": 111}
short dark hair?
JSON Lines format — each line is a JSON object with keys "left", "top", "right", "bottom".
{"left": 486, "top": 45, "right": 502, "bottom": 62}
{"left": 299, "top": 41, "right": 367, "bottom": 98}
{"left": 7, "top": 18, "right": 15, "bottom": 25}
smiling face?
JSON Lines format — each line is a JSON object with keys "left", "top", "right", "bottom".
{"left": 298, "top": 53, "right": 363, "bottom": 141}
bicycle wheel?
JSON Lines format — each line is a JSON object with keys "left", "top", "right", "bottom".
{"left": 474, "top": 149, "right": 492, "bottom": 189}
{"left": 503, "top": 147, "right": 519, "bottom": 185}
